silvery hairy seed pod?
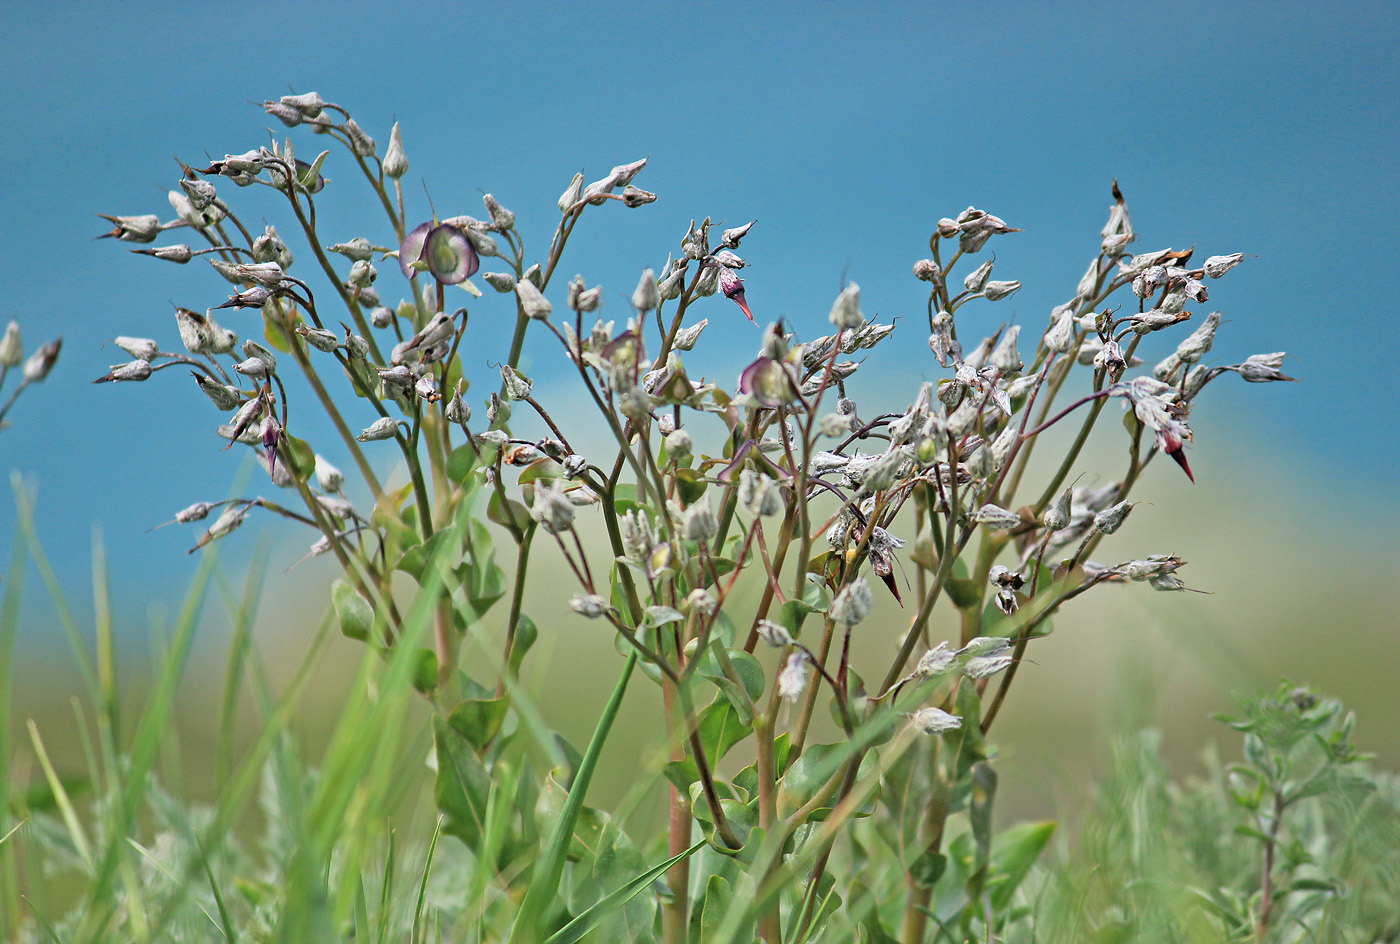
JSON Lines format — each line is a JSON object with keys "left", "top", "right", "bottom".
{"left": 1093, "top": 500, "right": 1133, "bottom": 535}
{"left": 358, "top": 417, "right": 403, "bottom": 442}
{"left": 113, "top": 336, "right": 159, "bottom": 361}
{"left": 757, "top": 619, "right": 794, "bottom": 649}
{"left": 297, "top": 325, "right": 340, "bottom": 353}
{"left": 240, "top": 340, "right": 276, "bottom": 372}
{"left": 829, "top": 283, "right": 865, "bottom": 331}
{"left": 382, "top": 122, "right": 408, "bottom": 179}
{"left": 915, "top": 642, "right": 955, "bottom": 677}
{"left": 314, "top": 454, "right": 344, "bottom": 493}
{"left": 531, "top": 479, "right": 575, "bottom": 533}
{"left": 665, "top": 427, "right": 692, "bottom": 459}
{"left": 204, "top": 504, "right": 250, "bottom": 542}
{"left": 984, "top": 280, "right": 1022, "bottom": 301}
{"left": 97, "top": 214, "right": 161, "bottom": 242}
{"left": 657, "top": 413, "right": 676, "bottom": 435}
{"left": 500, "top": 365, "right": 532, "bottom": 400}
{"left": 777, "top": 652, "right": 810, "bottom": 703}
{"left": 279, "top": 91, "right": 324, "bottom": 118}
{"left": 928, "top": 310, "right": 960, "bottom": 367}
{"left": 721, "top": 220, "right": 756, "bottom": 249}
{"left": 830, "top": 578, "right": 873, "bottom": 627}
{"left": 1129, "top": 308, "right": 1191, "bottom": 335}
{"left": 317, "top": 494, "right": 355, "bottom": 519}
{"left": 0, "top": 321, "right": 21, "bottom": 366}
{"left": 342, "top": 328, "right": 369, "bottom": 360}
{"left": 92, "top": 360, "right": 151, "bottom": 383}
{"left": 570, "top": 594, "right": 608, "bottom": 619}
{"left": 1044, "top": 487, "right": 1073, "bottom": 531}
{"left": 964, "top": 260, "right": 993, "bottom": 294}
{"left": 481, "top": 193, "right": 515, "bottom": 231}
{"left": 1094, "top": 339, "right": 1127, "bottom": 380}
{"left": 252, "top": 225, "right": 293, "bottom": 268}
{"left": 234, "top": 357, "right": 271, "bottom": 379}
{"left": 963, "top": 653, "right": 1014, "bottom": 679}
{"left": 622, "top": 185, "right": 656, "bottom": 207}
{"left": 515, "top": 279, "right": 553, "bottom": 320}
{"left": 631, "top": 268, "right": 660, "bottom": 312}
{"left": 1203, "top": 253, "right": 1245, "bottom": 278}
{"left": 913, "top": 259, "right": 942, "bottom": 284}
{"left": 1184, "top": 277, "right": 1208, "bottom": 303}
{"left": 909, "top": 707, "right": 962, "bottom": 735}
{"left": 193, "top": 374, "right": 242, "bottom": 410}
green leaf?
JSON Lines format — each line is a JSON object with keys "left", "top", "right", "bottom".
{"left": 278, "top": 433, "right": 315, "bottom": 483}
{"left": 544, "top": 840, "right": 703, "bottom": 944}
{"left": 664, "top": 698, "right": 755, "bottom": 791}
{"left": 446, "top": 443, "right": 480, "bottom": 485}
{"left": 779, "top": 743, "right": 879, "bottom": 820}
{"left": 398, "top": 522, "right": 462, "bottom": 581}
{"left": 697, "top": 649, "right": 765, "bottom": 725}
{"left": 699, "top": 875, "right": 750, "bottom": 944}
{"left": 448, "top": 695, "right": 510, "bottom": 752}
{"left": 675, "top": 468, "right": 708, "bottom": 505}
{"left": 518, "top": 457, "right": 566, "bottom": 484}
{"left": 488, "top": 489, "right": 531, "bottom": 532}
{"left": 433, "top": 716, "right": 491, "bottom": 846}
{"left": 331, "top": 579, "right": 373, "bottom": 641}
{"left": 509, "top": 614, "right": 538, "bottom": 674}
{"left": 988, "top": 820, "right": 1055, "bottom": 911}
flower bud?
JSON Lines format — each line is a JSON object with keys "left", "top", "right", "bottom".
{"left": 830, "top": 577, "right": 873, "bottom": 627}
{"left": 22, "top": 339, "right": 61, "bottom": 382}
{"left": 97, "top": 214, "right": 161, "bottom": 243}
{"left": 739, "top": 468, "right": 783, "bottom": 517}
{"left": 382, "top": 122, "right": 408, "bottom": 179}
{"left": 190, "top": 373, "right": 240, "bottom": 410}
{"left": 631, "top": 268, "right": 660, "bottom": 312}
{"left": 1093, "top": 500, "right": 1133, "bottom": 535}
{"left": 964, "top": 260, "right": 993, "bottom": 293}
{"left": 1043, "top": 487, "right": 1072, "bottom": 531}
{"left": 328, "top": 237, "right": 373, "bottom": 262}
{"left": 984, "top": 280, "right": 1022, "bottom": 301}
{"left": 567, "top": 275, "right": 603, "bottom": 312}
{"left": 777, "top": 652, "right": 810, "bottom": 702}
{"left": 681, "top": 498, "right": 718, "bottom": 541}
{"left": 1235, "top": 352, "right": 1298, "bottom": 383}
{"left": 482, "top": 272, "right": 516, "bottom": 293}
{"left": 757, "top": 619, "right": 794, "bottom": 648}
{"left": 93, "top": 360, "right": 151, "bottom": 383}
{"left": 342, "top": 118, "right": 376, "bottom": 156}
{"left": 912, "top": 259, "right": 942, "bottom": 283}
{"left": 500, "top": 365, "right": 532, "bottom": 400}
{"left": 1203, "top": 253, "right": 1244, "bottom": 278}
{"left": 133, "top": 244, "right": 194, "bottom": 264}
{"left": 558, "top": 173, "right": 584, "bottom": 213}
{"left": 515, "top": 279, "right": 553, "bottom": 320}
{"left": 963, "top": 653, "right": 1013, "bottom": 679}
{"left": 0, "top": 321, "right": 20, "bottom": 367}
{"left": 204, "top": 504, "right": 250, "bottom": 542}
{"left": 672, "top": 318, "right": 707, "bottom": 351}
{"left": 530, "top": 479, "right": 575, "bottom": 533}
{"left": 665, "top": 428, "right": 693, "bottom": 459}
{"left": 570, "top": 594, "right": 608, "bottom": 619}
{"left": 973, "top": 504, "right": 1021, "bottom": 530}
{"left": 829, "top": 283, "right": 865, "bottom": 331}
{"left": 175, "top": 502, "right": 213, "bottom": 523}
{"left": 909, "top": 707, "right": 962, "bottom": 735}
{"left": 358, "top": 417, "right": 403, "bottom": 442}
{"left": 990, "top": 325, "right": 1022, "bottom": 375}
{"left": 444, "top": 387, "right": 471, "bottom": 424}
{"left": 721, "top": 220, "right": 756, "bottom": 248}
{"left": 482, "top": 193, "right": 515, "bottom": 231}
{"left": 657, "top": 263, "right": 686, "bottom": 300}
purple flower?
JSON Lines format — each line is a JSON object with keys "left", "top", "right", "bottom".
{"left": 739, "top": 355, "right": 798, "bottom": 408}
{"left": 398, "top": 222, "right": 479, "bottom": 284}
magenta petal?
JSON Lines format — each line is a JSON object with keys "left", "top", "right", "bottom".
{"left": 423, "top": 224, "right": 479, "bottom": 284}
{"left": 399, "top": 221, "right": 433, "bottom": 278}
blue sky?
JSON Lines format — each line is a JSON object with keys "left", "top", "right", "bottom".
{"left": 2, "top": 0, "right": 1397, "bottom": 638}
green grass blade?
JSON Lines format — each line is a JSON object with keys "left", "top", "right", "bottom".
{"left": 542, "top": 839, "right": 705, "bottom": 944}
{"left": 412, "top": 817, "right": 444, "bottom": 944}
{"left": 507, "top": 649, "right": 639, "bottom": 944}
